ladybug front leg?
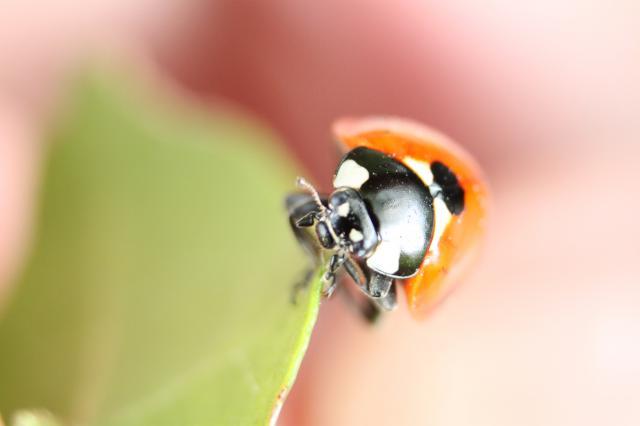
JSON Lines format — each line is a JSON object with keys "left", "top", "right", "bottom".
{"left": 366, "top": 272, "right": 392, "bottom": 298}
{"left": 364, "top": 271, "right": 397, "bottom": 312}
{"left": 321, "top": 252, "right": 346, "bottom": 297}
{"left": 341, "top": 260, "right": 397, "bottom": 322}
{"left": 343, "top": 259, "right": 397, "bottom": 310}
{"left": 370, "top": 279, "right": 397, "bottom": 312}
{"left": 342, "top": 257, "right": 366, "bottom": 289}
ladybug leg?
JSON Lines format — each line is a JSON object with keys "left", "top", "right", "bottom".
{"left": 286, "top": 191, "right": 328, "bottom": 261}
{"left": 356, "top": 270, "right": 397, "bottom": 311}
{"left": 350, "top": 264, "right": 397, "bottom": 310}
{"left": 338, "top": 257, "right": 384, "bottom": 323}
{"left": 290, "top": 267, "right": 315, "bottom": 304}
{"left": 321, "top": 275, "right": 337, "bottom": 298}
{"left": 342, "top": 257, "right": 366, "bottom": 288}
{"left": 339, "top": 262, "right": 397, "bottom": 323}
{"left": 294, "top": 211, "right": 316, "bottom": 227}
{"left": 366, "top": 272, "right": 393, "bottom": 298}
{"left": 321, "top": 252, "right": 346, "bottom": 298}
{"left": 287, "top": 192, "right": 328, "bottom": 303}
{"left": 370, "top": 280, "right": 397, "bottom": 311}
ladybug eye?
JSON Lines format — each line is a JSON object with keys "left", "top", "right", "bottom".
{"left": 316, "top": 222, "right": 336, "bottom": 249}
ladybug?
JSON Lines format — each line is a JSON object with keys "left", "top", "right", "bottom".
{"left": 287, "top": 117, "right": 487, "bottom": 320}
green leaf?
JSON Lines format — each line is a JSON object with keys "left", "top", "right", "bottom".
{"left": 0, "top": 69, "right": 321, "bottom": 425}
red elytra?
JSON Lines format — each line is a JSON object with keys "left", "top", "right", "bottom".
{"left": 333, "top": 117, "right": 489, "bottom": 318}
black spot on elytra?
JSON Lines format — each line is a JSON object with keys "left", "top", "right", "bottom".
{"left": 431, "top": 161, "right": 465, "bottom": 215}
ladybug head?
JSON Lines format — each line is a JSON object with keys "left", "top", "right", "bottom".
{"left": 296, "top": 178, "right": 378, "bottom": 258}
{"left": 326, "top": 188, "right": 378, "bottom": 257}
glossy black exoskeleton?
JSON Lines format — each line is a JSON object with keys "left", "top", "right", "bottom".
{"left": 287, "top": 147, "right": 438, "bottom": 320}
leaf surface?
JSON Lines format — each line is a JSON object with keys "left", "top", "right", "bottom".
{"left": 0, "top": 69, "right": 320, "bottom": 426}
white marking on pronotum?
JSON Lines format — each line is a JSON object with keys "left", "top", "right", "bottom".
{"left": 429, "top": 197, "right": 453, "bottom": 258}
{"left": 349, "top": 228, "right": 364, "bottom": 242}
{"left": 333, "top": 159, "right": 370, "bottom": 189}
{"left": 337, "top": 202, "right": 350, "bottom": 217}
{"left": 366, "top": 240, "right": 401, "bottom": 274}
{"left": 403, "top": 157, "right": 433, "bottom": 185}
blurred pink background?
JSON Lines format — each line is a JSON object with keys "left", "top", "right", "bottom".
{"left": 2, "top": 1, "right": 639, "bottom": 425}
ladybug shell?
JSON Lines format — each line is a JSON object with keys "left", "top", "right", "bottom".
{"left": 333, "top": 117, "right": 488, "bottom": 318}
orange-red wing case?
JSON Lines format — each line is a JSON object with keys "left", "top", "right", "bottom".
{"left": 333, "top": 117, "right": 489, "bottom": 318}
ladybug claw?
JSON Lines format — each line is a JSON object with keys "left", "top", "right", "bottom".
{"left": 321, "top": 271, "right": 337, "bottom": 298}
{"left": 322, "top": 285, "right": 336, "bottom": 298}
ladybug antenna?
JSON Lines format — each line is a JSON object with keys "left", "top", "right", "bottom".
{"left": 296, "top": 176, "right": 343, "bottom": 246}
{"left": 296, "top": 177, "right": 326, "bottom": 214}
